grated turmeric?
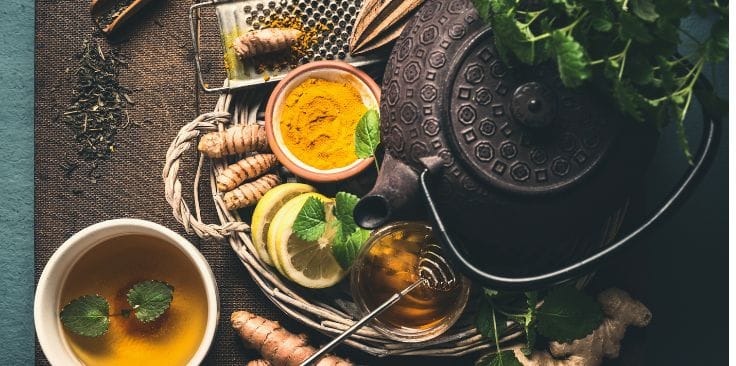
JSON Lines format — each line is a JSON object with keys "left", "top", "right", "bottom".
{"left": 280, "top": 78, "right": 367, "bottom": 170}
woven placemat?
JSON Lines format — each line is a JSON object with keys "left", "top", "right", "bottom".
{"left": 33, "top": 1, "right": 650, "bottom": 365}
{"left": 32, "top": 1, "right": 479, "bottom": 364}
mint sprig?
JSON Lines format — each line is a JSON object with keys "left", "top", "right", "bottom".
{"left": 473, "top": 0, "right": 729, "bottom": 162}
{"left": 475, "top": 286, "right": 603, "bottom": 364}
{"left": 293, "top": 192, "right": 370, "bottom": 269}
{"left": 60, "top": 280, "right": 174, "bottom": 337}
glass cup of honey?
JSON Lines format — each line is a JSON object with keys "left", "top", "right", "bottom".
{"left": 350, "top": 221, "right": 471, "bottom": 342}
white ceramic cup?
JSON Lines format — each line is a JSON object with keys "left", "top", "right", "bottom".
{"left": 34, "top": 219, "right": 219, "bottom": 365}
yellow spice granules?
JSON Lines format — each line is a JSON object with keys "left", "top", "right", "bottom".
{"left": 254, "top": 15, "right": 330, "bottom": 73}
{"left": 280, "top": 77, "right": 367, "bottom": 170}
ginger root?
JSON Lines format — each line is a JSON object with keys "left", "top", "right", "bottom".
{"left": 511, "top": 288, "right": 651, "bottom": 366}
{"left": 232, "top": 311, "right": 352, "bottom": 366}
{"left": 198, "top": 124, "right": 269, "bottom": 158}
{"left": 234, "top": 28, "right": 302, "bottom": 59}
{"left": 217, "top": 154, "right": 278, "bottom": 192}
{"left": 224, "top": 174, "right": 281, "bottom": 210}
{"left": 247, "top": 360, "right": 272, "bottom": 366}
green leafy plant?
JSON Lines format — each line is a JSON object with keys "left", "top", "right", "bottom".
{"left": 475, "top": 286, "right": 603, "bottom": 365}
{"left": 60, "top": 280, "right": 174, "bottom": 337}
{"left": 354, "top": 109, "right": 381, "bottom": 171}
{"left": 293, "top": 192, "right": 371, "bottom": 269}
{"left": 472, "top": 0, "right": 728, "bottom": 162}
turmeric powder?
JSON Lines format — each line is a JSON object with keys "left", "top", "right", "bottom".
{"left": 279, "top": 78, "right": 368, "bottom": 170}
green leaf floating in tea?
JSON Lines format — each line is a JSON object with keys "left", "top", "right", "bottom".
{"left": 60, "top": 295, "right": 111, "bottom": 337}
{"left": 60, "top": 280, "right": 174, "bottom": 337}
{"left": 127, "top": 280, "right": 174, "bottom": 323}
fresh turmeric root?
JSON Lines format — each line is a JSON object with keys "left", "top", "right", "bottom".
{"left": 233, "top": 28, "right": 302, "bottom": 59}
{"left": 231, "top": 311, "right": 352, "bottom": 366}
{"left": 198, "top": 124, "right": 269, "bottom": 158}
{"left": 223, "top": 174, "right": 281, "bottom": 210}
{"left": 510, "top": 288, "right": 651, "bottom": 366}
{"left": 217, "top": 154, "right": 278, "bottom": 192}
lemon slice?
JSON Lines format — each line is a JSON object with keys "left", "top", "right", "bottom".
{"left": 251, "top": 183, "right": 317, "bottom": 266}
{"left": 267, "top": 192, "right": 328, "bottom": 276}
{"left": 269, "top": 193, "right": 346, "bottom": 288}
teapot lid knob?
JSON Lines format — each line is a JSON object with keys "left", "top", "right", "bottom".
{"left": 511, "top": 81, "right": 557, "bottom": 128}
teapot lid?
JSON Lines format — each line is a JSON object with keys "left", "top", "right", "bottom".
{"left": 444, "top": 28, "right": 620, "bottom": 194}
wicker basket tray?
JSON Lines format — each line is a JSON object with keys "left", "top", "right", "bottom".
{"left": 163, "top": 86, "right": 627, "bottom": 357}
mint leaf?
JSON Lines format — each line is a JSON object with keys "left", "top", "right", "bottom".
{"left": 620, "top": 13, "right": 654, "bottom": 43}
{"left": 476, "top": 350, "right": 523, "bottom": 366}
{"left": 332, "top": 228, "right": 370, "bottom": 269}
{"left": 550, "top": 0, "right": 581, "bottom": 16}
{"left": 475, "top": 299, "right": 506, "bottom": 339}
{"left": 354, "top": 109, "right": 380, "bottom": 159}
{"left": 631, "top": 0, "right": 659, "bottom": 22}
{"left": 493, "top": 11, "right": 538, "bottom": 64}
{"left": 551, "top": 31, "right": 590, "bottom": 88}
{"left": 293, "top": 197, "right": 327, "bottom": 241}
{"left": 472, "top": 0, "right": 492, "bottom": 22}
{"left": 60, "top": 295, "right": 110, "bottom": 337}
{"left": 334, "top": 192, "right": 360, "bottom": 234}
{"left": 591, "top": 17, "right": 612, "bottom": 32}
{"left": 612, "top": 79, "right": 646, "bottom": 122}
{"left": 536, "top": 286, "right": 603, "bottom": 343}
{"left": 127, "top": 280, "right": 174, "bottom": 323}
{"left": 489, "top": 0, "right": 514, "bottom": 13}
{"left": 704, "top": 19, "right": 728, "bottom": 62}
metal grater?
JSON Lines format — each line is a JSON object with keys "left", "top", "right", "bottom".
{"left": 189, "top": 0, "right": 385, "bottom": 93}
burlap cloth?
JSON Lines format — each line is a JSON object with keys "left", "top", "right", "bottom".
{"left": 32, "top": 1, "right": 479, "bottom": 364}
{"left": 34, "top": 1, "right": 649, "bottom": 365}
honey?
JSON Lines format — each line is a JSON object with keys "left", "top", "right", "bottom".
{"left": 351, "top": 223, "right": 469, "bottom": 336}
{"left": 59, "top": 235, "right": 209, "bottom": 366}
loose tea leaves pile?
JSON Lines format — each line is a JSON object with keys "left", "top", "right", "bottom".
{"left": 62, "top": 39, "right": 135, "bottom": 170}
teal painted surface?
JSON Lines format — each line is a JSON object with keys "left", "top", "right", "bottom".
{"left": 0, "top": 0, "right": 35, "bottom": 364}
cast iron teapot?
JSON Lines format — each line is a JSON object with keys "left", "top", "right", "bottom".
{"left": 353, "top": 0, "right": 721, "bottom": 290}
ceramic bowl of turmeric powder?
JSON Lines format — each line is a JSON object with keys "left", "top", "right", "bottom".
{"left": 265, "top": 61, "right": 380, "bottom": 182}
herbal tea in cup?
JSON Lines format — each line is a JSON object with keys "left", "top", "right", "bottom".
{"left": 34, "top": 219, "right": 218, "bottom": 366}
{"left": 350, "top": 222, "right": 470, "bottom": 342}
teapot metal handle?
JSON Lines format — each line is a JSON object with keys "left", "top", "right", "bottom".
{"left": 419, "top": 79, "right": 723, "bottom": 290}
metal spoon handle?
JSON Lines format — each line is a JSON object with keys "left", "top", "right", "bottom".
{"left": 299, "top": 279, "right": 424, "bottom": 366}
